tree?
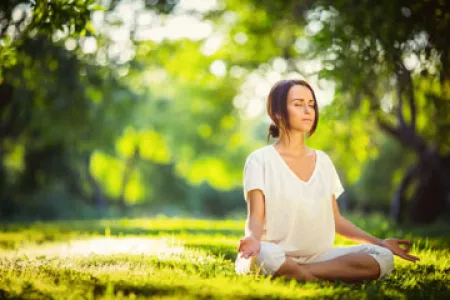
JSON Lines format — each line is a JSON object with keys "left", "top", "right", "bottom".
{"left": 206, "top": 0, "right": 449, "bottom": 223}
{"left": 306, "top": 0, "right": 450, "bottom": 224}
{"left": 0, "top": 0, "right": 140, "bottom": 218}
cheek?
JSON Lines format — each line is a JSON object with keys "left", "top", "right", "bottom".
{"left": 286, "top": 107, "right": 296, "bottom": 117}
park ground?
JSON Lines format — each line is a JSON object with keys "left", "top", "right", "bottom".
{"left": 0, "top": 214, "right": 449, "bottom": 299}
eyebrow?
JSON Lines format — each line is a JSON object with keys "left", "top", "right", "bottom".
{"left": 290, "top": 98, "right": 315, "bottom": 103}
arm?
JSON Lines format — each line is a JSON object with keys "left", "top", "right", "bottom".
{"left": 238, "top": 189, "right": 265, "bottom": 258}
{"left": 244, "top": 189, "right": 265, "bottom": 239}
{"left": 332, "top": 194, "right": 420, "bottom": 262}
{"left": 332, "top": 194, "right": 383, "bottom": 245}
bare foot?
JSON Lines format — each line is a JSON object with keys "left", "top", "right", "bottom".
{"left": 298, "top": 264, "right": 318, "bottom": 282}
{"left": 273, "top": 262, "right": 318, "bottom": 283}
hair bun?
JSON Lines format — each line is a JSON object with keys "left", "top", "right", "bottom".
{"left": 269, "top": 123, "right": 280, "bottom": 138}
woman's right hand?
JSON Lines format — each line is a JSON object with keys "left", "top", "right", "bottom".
{"left": 237, "top": 235, "right": 261, "bottom": 259}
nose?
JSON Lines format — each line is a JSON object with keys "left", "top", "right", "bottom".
{"left": 304, "top": 104, "right": 311, "bottom": 114}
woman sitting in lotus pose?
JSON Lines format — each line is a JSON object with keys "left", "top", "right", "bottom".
{"left": 235, "top": 79, "right": 419, "bottom": 282}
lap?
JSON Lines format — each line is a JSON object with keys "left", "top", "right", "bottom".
{"left": 307, "top": 244, "right": 395, "bottom": 279}
{"left": 311, "top": 244, "right": 392, "bottom": 263}
{"left": 236, "top": 242, "right": 394, "bottom": 279}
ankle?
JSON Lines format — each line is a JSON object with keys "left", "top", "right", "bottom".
{"left": 297, "top": 264, "right": 318, "bottom": 282}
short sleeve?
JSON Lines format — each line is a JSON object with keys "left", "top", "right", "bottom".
{"left": 330, "top": 158, "right": 345, "bottom": 200}
{"left": 242, "top": 153, "right": 265, "bottom": 202}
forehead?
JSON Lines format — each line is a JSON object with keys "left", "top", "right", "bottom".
{"left": 287, "top": 84, "right": 314, "bottom": 100}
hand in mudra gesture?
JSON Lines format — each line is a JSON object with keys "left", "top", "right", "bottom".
{"left": 237, "top": 236, "right": 261, "bottom": 259}
{"left": 381, "top": 238, "right": 420, "bottom": 262}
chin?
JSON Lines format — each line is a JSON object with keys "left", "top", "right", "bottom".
{"left": 290, "top": 127, "right": 310, "bottom": 134}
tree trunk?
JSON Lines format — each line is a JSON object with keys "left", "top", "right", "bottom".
{"left": 378, "top": 59, "right": 450, "bottom": 224}
{"left": 118, "top": 147, "right": 139, "bottom": 216}
{"left": 85, "top": 154, "right": 106, "bottom": 213}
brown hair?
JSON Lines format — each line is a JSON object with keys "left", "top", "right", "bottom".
{"left": 266, "top": 79, "right": 319, "bottom": 143}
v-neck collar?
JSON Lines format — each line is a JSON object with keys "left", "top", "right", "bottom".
{"left": 269, "top": 144, "right": 319, "bottom": 185}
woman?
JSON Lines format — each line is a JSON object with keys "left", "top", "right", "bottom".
{"left": 235, "top": 79, "right": 420, "bottom": 282}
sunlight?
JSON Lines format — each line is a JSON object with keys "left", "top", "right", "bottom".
{"left": 176, "top": 0, "right": 220, "bottom": 13}
{"left": 210, "top": 60, "right": 227, "bottom": 77}
{"left": 11, "top": 237, "right": 185, "bottom": 258}
{"left": 201, "top": 35, "right": 223, "bottom": 56}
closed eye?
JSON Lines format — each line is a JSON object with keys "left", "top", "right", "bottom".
{"left": 294, "top": 104, "right": 315, "bottom": 108}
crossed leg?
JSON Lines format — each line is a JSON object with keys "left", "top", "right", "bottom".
{"left": 274, "top": 252, "right": 380, "bottom": 283}
{"left": 235, "top": 243, "right": 394, "bottom": 283}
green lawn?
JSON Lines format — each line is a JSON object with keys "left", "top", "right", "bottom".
{"left": 0, "top": 214, "right": 448, "bottom": 299}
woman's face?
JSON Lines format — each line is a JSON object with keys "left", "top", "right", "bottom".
{"left": 285, "top": 84, "right": 316, "bottom": 133}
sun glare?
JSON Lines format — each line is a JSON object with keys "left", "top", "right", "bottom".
{"left": 9, "top": 237, "right": 185, "bottom": 258}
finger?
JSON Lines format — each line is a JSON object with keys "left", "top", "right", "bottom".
{"left": 389, "top": 247, "right": 419, "bottom": 262}
{"left": 391, "top": 249, "right": 407, "bottom": 258}
{"left": 238, "top": 245, "right": 248, "bottom": 254}
{"left": 398, "top": 240, "right": 411, "bottom": 251}
{"left": 240, "top": 241, "right": 250, "bottom": 249}
{"left": 239, "top": 247, "right": 250, "bottom": 257}
{"left": 397, "top": 253, "right": 413, "bottom": 262}
{"left": 406, "top": 253, "right": 420, "bottom": 261}
{"left": 238, "top": 239, "right": 250, "bottom": 247}
{"left": 399, "top": 252, "right": 420, "bottom": 262}
{"left": 398, "top": 244, "right": 411, "bottom": 252}
{"left": 398, "top": 240, "right": 411, "bottom": 245}
{"left": 244, "top": 250, "right": 256, "bottom": 259}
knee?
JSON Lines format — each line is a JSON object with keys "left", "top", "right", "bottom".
{"left": 366, "top": 245, "right": 395, "bottom": 279}
{"left": 255, "top": 242, "right": 286, "bottom": 275}
{"left": 235, "top": 242, "right": 286, "bottom": 276}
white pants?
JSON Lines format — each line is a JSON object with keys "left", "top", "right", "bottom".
{"left": 235, "top": 242, "right": 395, "bottom": 280}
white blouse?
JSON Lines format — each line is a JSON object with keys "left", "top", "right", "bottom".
{"left": 243, "top": 144, "right": 345, "bottom": 256}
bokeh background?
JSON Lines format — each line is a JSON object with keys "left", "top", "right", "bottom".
{"left": 1, "top": 0, "right": 449, "bottom": 224}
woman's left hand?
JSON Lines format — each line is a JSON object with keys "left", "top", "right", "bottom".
{"left": 381, "top": 238, "right": 420, "bottom": 262}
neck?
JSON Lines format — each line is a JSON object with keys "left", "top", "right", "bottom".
{"left": 275, "top": 130, "right": 309, "bottom": 155}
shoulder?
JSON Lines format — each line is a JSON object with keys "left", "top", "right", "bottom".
{"left": 315, "top": 149, "right": 333, "bottom": 166}
{"left": 315, "top": 149, "right": 329, "bottom": 160}
{"left": 245, "top": 145, "right": 272, "bottom": 165}
{"left": 316, "top": 150, "right": 341, "bottom": 176}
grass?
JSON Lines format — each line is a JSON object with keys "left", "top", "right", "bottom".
{"left": 0, "top": 214, "right": 449, "bottom": 299}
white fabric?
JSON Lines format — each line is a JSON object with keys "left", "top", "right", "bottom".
{"left": 301, "top": 244, "right": 395, "bottom": 279}
{"left": 235, "top": 241, "right": 286, "bottom": 276}
{"left": 242, "top": 144, "right": 345, "bottom": 257}
{"left": 235, "top": 242, "right": 394, "bottom": 279}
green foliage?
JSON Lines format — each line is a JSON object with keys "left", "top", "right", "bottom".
{"left": 0, "top": 215, "right": 449, "bottom": 299}
{"left": 0, "top": 0, "right": 99, "bottom": 81}
{"left": 305, "top": 0, "right": 450, "bottom": 152}
{"left": 1, "top": 0, "right": 448, "bottom": 221}
{"left": 352, "top": 136, "right": 417, "bottom": 211}
{"left": 129, "top": 38, "right": 249, "bottom": 190}
{"left": 0, "top": 34, "right": 141, "bottom": 217}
